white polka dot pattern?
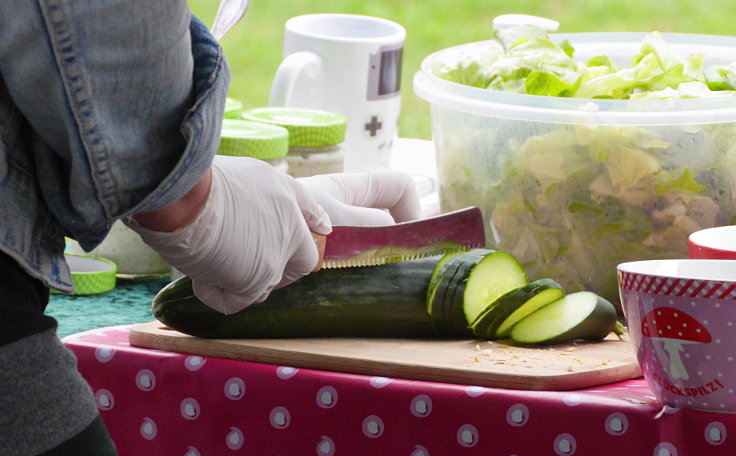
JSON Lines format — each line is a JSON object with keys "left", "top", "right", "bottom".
{"left": 226, "top": 427, "right": 244, "bottom": 450}
{"left": 554, "top": 433, "right": 577, "bottom": 455}
{"left": 317, "top": 386, "right": 338, "bottom": 409}
{"left": 362, "top": 415, "right": 385, "bottom": 438}
{"left": 62, "top": 326, "right": 736, "bottom": 455}
{"left": 457, "top": 424, "right": 479, "bottom": 447}
{"left": 224, "top": 377, "right": 246, "bottom": 400}
{"left": 316, "top": 436, "right": 336, "bottom": 456}
{"left": 139, "top": 417, "right": 157, "bottom": 441}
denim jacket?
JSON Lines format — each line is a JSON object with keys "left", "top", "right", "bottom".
{"left": 0, "top": 1, "right": 227, "bottom": 292}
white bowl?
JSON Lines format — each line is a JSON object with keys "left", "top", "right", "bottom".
{"left": 618, "top": 259, "right": 736, "bottom": 412}
{"left": 689, "top": 225, "right": 736, "bottom": 260}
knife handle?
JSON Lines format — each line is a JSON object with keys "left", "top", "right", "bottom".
{"left": 311, "top": 232, "right": 327, "bottom": 271}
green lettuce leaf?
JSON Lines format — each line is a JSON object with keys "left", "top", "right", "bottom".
{"left": 431, "top": 42, "right": 505, "bottom": 88}
{"left": 524, "top": 71, "right": 581, "bottom": 96}
{"left": 704, "top": 63, "right": 736, "bottom": 90}
{"left": 655, "top": 168, "right": 706, "bottom": 196}
{"left": 430, "top": 26, "right": 736, "bottom": 100}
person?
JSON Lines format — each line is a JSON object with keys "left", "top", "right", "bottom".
{"left": 0, "top": 2, "right": 421, "bottom": 454}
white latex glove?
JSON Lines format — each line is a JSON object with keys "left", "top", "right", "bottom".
{"left": 297, "top": 171, "right": 423, "bottom": 226}
{"left": 127, "top": 156, "right": 331, "bottom": 315}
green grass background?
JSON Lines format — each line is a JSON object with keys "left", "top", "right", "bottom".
{"left": 189, "top": 0, "right": 736, "bottom": 140}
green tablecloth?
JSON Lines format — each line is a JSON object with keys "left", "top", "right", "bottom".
{"left": 47, "top": 278, "right": 170, "bottom": 338}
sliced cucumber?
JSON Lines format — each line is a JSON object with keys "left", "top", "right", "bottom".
{"left": 442, "top": 250, "right": 491, "bottom": 336}
{"left": 428, "top": 256, "right": 466, "bottom": 336}
{"left": 509, "top": 291, "right": 618, "bottom": 345}
{"left": 471, "top": 279, "right": 564, "bottom": 339}
{"left": 156, "top": 247, "right": 619, "bottom": 345}
{"left": 492, "top": 279, "right": 565, "bottom": 339}
{"left": 454, "top": 250, "right": 527, "bottom": 325}
{"left": 428, "top": 249, "right": 522, "bottom": 338}
{"left": 426, "top": 251, "right": 466, "bottom": 314}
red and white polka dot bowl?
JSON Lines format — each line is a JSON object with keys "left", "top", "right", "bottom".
{"left": 689, "top": 225, "right": 736, "bottom": 260}
{"left": 617, "top": 259, "right": 736, "bottom": 413}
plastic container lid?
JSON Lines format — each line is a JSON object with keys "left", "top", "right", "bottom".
{"left": 217, "top": 119, "right": 289, "bottom": 159}
{"left": 414, "top": 32, "right": 736, "bottom": 125}
{"left": 242, "top": 107, "right": 347, "bottom": 147}
{"left": 224, "top": 97, "right": 244, "bottom": 119}
{"left": 51, "top": 253, "right": 117, "bottom": 295}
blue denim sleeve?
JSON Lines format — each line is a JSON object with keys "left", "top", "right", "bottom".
{"left": 0, "top": 0, "right": 228, "bottom": 251}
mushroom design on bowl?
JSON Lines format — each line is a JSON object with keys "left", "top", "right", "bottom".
{"left": 641, "top": 307, "right": 711, "bottom": 380}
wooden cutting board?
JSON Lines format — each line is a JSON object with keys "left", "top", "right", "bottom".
{"left": 128, "top": 321, "right": 642, "bottom": 391}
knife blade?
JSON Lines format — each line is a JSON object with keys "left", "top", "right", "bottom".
{"left": 321, "top": 207, "right": 486, "bottom": 268}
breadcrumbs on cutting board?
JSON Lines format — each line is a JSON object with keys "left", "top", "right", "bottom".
{"left": 466, "top": 337, "right": 627, "bottom": 372}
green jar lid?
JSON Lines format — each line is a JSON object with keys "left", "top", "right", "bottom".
{"left": 241, "top": 107, "right": 347, "bottom": 147}
{"left": 217, "top": 119, "right": 289, "bottom": 159}
{"left": 224, "top": 97, "right": 244, "bottom": 119}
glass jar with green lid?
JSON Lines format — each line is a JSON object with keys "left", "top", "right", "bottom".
{"left": 241, "top": 107, "right": 347, "bottom": 178}
{"left": 224, "top": 97, "right": 244, "bottom": 119}
{"left": 217, "top": 119, "right": 289, "bottom": 173}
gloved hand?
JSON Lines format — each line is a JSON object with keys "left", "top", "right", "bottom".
{"left": 297, "top": 171, "right": 422, "bottom": 226}
{"left": 127, "top": 156, "right": 331, "bottom": 315}
{"left": 128, "top": 158, "right": 423, "bottom": 315}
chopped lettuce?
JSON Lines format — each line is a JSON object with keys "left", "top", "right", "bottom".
{"left": 431, "top": 27, "right": 736, "bottom": 304}
{"left": 704, "top": 63, "right": 736, "bottom": 90}
{"left": 630, "top": 81, "right": 736, "bottom": 99}
{"left": 430, "top": 42, "right": 505, "bottom": 89}
{"left": 435, "top": 121, "right": 736, "bottom": 303}
{"left": 434, "top": 26, "right": 736, "bottom": 99}
{"left": 654, "top": 168, "right": 706, "bottom": 196}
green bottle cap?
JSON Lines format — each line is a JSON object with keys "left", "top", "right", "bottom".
{"left": 224, "top": 97, "right": 244, "bottom": 119}
{"left": 241, "top": 107, "right": 347, "bottom": 147}
{"left": 217, "top": 119, "right": 289, "bottom": 159}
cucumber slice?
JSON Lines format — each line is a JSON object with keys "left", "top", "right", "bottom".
{"left": 442, "top": 251, "right": 491, "bottom": 336}
{"left": 492, "top": 279, "right": 565, "bottom": 339}
{"left": 509, "top": 291, "right": 618, "bottom": 345}
{"left": 455, "top": 251, "right": 527, "bottom": 325}
{"left": 426, "top": 251, "right": 466, "bottom": 314}
{"left": 429, "top": 257, "right": 466, "bottom": 335}
{"left": 429, "top": 249, "right": 517, "bottom": 338}
{"left": 471, "top": 279, "right": 564, "bottom": 339}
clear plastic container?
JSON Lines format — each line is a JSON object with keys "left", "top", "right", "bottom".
{"left": 241, "top": 107, "right": 347, "bottom": 178}
{"left": 414, "top": 32, "right": 736, "bottom": 306}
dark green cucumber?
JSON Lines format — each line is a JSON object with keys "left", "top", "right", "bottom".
{"left": 509, "top": 291, "right": 618, "bottom": 345}
{"left": 153, "top": 257, "right": 442, "bottom": 339}
{"left": 451, "top": 250, "right": 528, "bottom": 326}
{"left": 471, "top": 279, "right": 565, "bottom": 339}
{"left": 429, "top": 256, "right": 468, "bottom": 336}
{"left": 426, "top": 251, "right": 466, "bottom": 315}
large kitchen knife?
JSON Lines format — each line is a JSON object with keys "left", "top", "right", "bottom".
{"left": 321, "top": 207, "right": 486, "bottom": 268}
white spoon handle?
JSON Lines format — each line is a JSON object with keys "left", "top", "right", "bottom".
{"left": 211, "top": 0, "right": 249, "bottom": 41}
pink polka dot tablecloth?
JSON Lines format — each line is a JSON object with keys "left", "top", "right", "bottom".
{"left": 63, "top": 325, "right": 736, "bottom": 456}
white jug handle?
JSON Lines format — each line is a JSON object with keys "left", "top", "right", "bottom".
{"left": 268, "top": 51, "right": 323, "bottom": 107}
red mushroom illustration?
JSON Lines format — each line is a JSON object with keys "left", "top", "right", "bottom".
{"left": 641, "top": 307, "right": 711, "bottom": 380}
